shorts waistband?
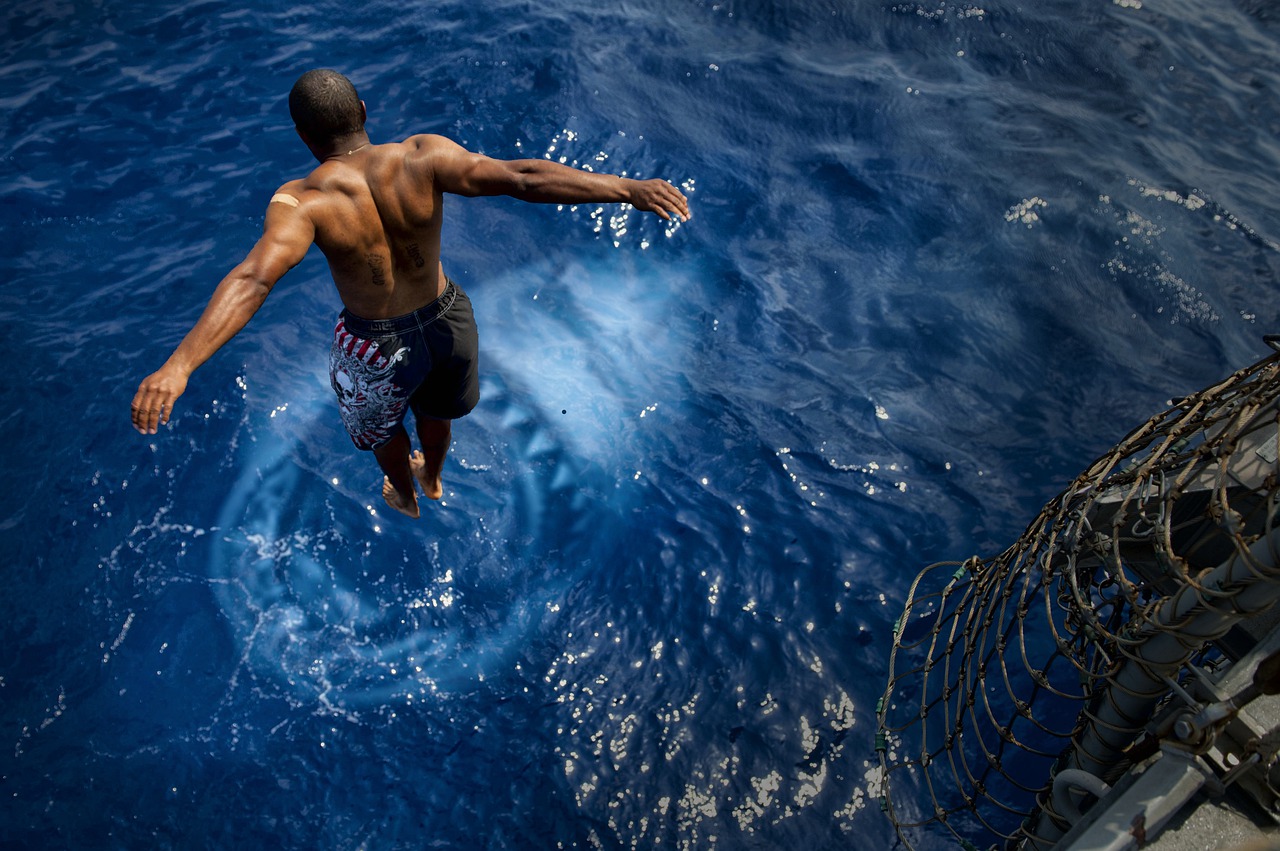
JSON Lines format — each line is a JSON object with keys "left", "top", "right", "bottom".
{"left": 340, "top": 278, "right": 459, "bottom": 337}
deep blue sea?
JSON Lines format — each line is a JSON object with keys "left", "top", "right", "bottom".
{"left": 3, "top": 1, "right": 1279, "bottom": 848}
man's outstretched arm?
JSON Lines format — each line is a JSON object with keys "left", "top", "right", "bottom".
{"left": 130, "top": 197, "right": 315, "bottom": 434}
{"left": 423, "top": 135, "right": 691, "bottom": 222}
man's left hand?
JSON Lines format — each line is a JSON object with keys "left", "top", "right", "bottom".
{"left": 629, "top": 179, "right": 691, "bottom": 222}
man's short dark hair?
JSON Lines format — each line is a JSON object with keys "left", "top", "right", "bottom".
{"left": 289, "top": 69, "right": 363, "bottom": 143}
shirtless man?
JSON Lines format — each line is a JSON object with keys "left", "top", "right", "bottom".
{"left": 130, "top": 68, "right": 690, "bottom": 519}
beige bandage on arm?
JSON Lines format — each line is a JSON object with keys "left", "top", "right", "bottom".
{"left": 270, "top": 193, "right": 299, "bottom": 208}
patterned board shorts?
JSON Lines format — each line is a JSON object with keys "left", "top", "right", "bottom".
{"left": 329, "top": 277, "right": 479, "bottom": 450}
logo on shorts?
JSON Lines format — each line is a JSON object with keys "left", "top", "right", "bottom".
{"left": 330, "top": 320, "right": 410, "bottom": 448}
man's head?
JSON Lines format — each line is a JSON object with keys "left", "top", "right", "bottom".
{"left": 289, "top": 69, "right": 365, "bottom": 147}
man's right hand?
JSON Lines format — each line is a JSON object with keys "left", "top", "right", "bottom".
{"left": 131, "top": 365, "right": 189, "bottom": 434}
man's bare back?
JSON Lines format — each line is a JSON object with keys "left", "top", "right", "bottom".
{"left": 131, "top": 69, "right": 689, "bottom": 520}
{"left": 276, "top": 136, "right": 453, "bottom": 319}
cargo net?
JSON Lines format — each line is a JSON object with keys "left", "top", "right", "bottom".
{"left": 875, "top": 347, "right": 1280, "bottom": 850}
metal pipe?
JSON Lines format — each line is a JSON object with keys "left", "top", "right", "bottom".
{"left": 1054, "top": 746, "right": 1215, "bottom": 851}
{"left": 1028, "top": 527, "right": 1280, "bottom": 845}
{"left": 1051, "top": 770, "right": 1112, "bottom": 826}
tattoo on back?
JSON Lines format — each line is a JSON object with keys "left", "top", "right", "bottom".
{"left": 366, "top": 253, "right": 387, "bottom": 286}
{"left": 407, "top": 243, "right": 426, "bottom": 268}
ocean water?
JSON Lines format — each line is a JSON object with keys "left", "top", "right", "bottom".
{"left": 3, "top": 0, "right": 1279, "bottom": 848}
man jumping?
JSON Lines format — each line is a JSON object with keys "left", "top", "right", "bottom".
{"left": 130, "top": 68, "right": 690, "bottom": 518}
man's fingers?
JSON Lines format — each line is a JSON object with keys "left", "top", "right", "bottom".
{"left": 662, "top": 183, "right": 690, "bottom": 221}
{"left": 131, "top": 385, "right": 171, "bottom": 434}
{"left": 148, "top": 394, "right": 171, "bottom": 433}
{"left": 630, "top": 179, "right": 690, "bottom": 222}
{"left": 132, "top": 398, "right": 157, "bottom": 434}
{"left": 131, "top": 367, "right": 189, "bottom": 434}
{"left": 130, "top": 392, "right": 149, "bottom": 433}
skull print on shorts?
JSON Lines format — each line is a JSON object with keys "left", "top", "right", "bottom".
{"left": 329, "top": 318, "right": 410, "bottom": 449}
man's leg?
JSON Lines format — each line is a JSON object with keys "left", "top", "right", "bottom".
{"left": 414, "top": 416, "right": 451, "bottom": 501}
{"left": 373, "top": 424, "right": 421, "bottom": 518}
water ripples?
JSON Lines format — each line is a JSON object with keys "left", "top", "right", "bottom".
{"left": 7, "top": 0, "right": 1280, "bottom": 847}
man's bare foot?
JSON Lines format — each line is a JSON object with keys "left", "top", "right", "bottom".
{"left": 382, "top": 476, "right": 420, "bottom": 519}
{"left": 410, "top": 449, "right": 443, "bottom": 501}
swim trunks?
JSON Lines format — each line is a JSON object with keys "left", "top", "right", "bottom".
{"left": 329, "top": 277, "right": 479, "bottom": 450}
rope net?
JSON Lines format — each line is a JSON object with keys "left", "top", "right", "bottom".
{"left": 876, "top": 348, "right": 1280, "bottom": 850}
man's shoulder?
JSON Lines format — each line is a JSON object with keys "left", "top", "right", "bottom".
{"left": 401, "top": 133, "right": 475, "bottom": 156}
{"left": 265, "top": 171, "right": 348, "bottom": 221}
{"left": 395, "top": 136, "right": 471, "bottom": 182}
{"left": 402, "top": 133, "right": 454, "bottom": 145}
{"left": 265, "top": 176, "right": 318, "bottom": 212}
{"left": 275, "top": 176, "right": 310, "bottom": 194}
{"left": 273, "top": 159, "right": 358, "bottom": 199}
